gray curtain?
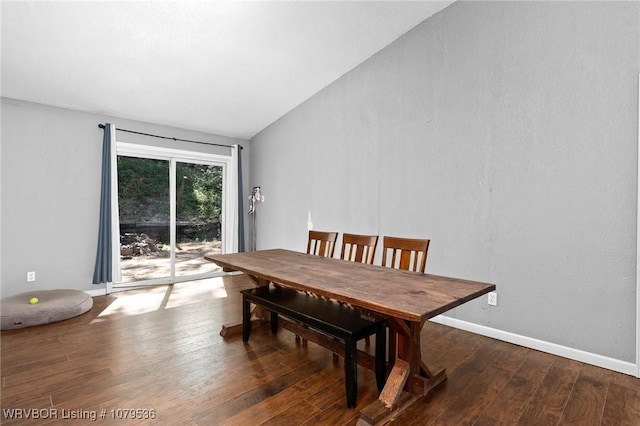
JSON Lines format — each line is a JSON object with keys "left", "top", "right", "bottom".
{"left": 237, "top": 145, "right": 245, "bottom": 252}
{"left": 92, "top": 123, "right": 113, "bottom": 284}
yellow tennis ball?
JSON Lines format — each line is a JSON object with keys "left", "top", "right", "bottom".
{"left": 29, "top": 297, "right": 39, "bottom": 305}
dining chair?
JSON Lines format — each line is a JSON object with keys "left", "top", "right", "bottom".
{"left": 381, "top": 235, "right": 430, "bottom": 273}
{"left": 296, "top": 230, "right": 338, "bottom": 344}
{"left": 381, "top": 235, "right": 430, "bottom": 363}
{"left": 307, "top": 230, "right": 338, "bottom": 258}
{"left": 337, "top": 233, "right": 379, "bottom": 350}
{"left": 340, "top": 233, "right": 378, "bottom": 265}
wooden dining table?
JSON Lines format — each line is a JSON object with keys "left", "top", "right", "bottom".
{"left": 206, "top": 249, "right": 495, "bottom": 425}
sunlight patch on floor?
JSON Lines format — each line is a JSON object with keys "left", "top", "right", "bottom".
{"left": 94, "top": 278, "right": 228, "bottom": 321}
{"left": 165, "top": 278, "right": 228, "bottom": 309}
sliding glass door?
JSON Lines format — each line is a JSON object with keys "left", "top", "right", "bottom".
{"left": 114, "top": 144, "right": 230, "bottom": 287}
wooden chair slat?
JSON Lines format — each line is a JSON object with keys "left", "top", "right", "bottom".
{"left": 307, "top": 230, "right": 338, "bottom": 258}
{"left": 381, "top": 236, "right": 430, "bottom": 274}
{"left": 340, "top": 233, "right": 378, "bottom": 265}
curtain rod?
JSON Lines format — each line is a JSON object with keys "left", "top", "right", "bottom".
{"left": 98, "top": 124, "right": 241, "bottom": 150}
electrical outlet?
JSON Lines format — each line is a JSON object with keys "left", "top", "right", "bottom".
{"left": 488, "top": 292, "right": 497, "bottom": 306}
{"left": 27, "top": 271, "right": 36, "bottom": 282}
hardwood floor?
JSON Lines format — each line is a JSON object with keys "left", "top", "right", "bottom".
{"left": 2, "top": 274, "right": 639, "bottom": 425}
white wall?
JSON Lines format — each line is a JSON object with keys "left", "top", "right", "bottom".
{"left": 0, "top": 98, "right": 250, "bottom": 298}
{"left": 250, "top": 1, "right": 640, "bottom": 365}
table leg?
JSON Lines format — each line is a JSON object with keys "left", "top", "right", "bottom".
{"left": 357, "top": 319, "right": 447, "bottom": 426}
{"left": 220, "top": 276, "right": 270, "bottom": 337}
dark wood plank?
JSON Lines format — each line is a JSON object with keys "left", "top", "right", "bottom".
{"left": 601, "top": 382, "right": 640, "bottom": 426}
{"left": 482, "top": 354, "right": 553, "bottom": 423}
{"left": 432, "top": 363, "right": 513, "bottom": 425}
{"left": 474, "top": 414, "right": 507, "bottom": 425}
{"left": 560, "top": 373, "right": 609, "bottom": 425}
{"left": 517, "top": 362, "right": 579, "bottom": 425}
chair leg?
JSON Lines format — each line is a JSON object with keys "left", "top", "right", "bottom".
{"left": 295, "top": 323, "right": 309, "bottom": 344}
{"left": 270, "top": 311, "right": 279, "bottom": 334}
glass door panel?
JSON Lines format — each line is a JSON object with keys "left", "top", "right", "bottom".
{"left": 174, "top": 161, "right": 224, "bottom": 278}
{"left": 117, "top": 156, "right": 171, "bottom": 283}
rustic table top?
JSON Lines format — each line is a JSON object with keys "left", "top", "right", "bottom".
{"left": 207, "top": 249, "right": 495, "bottom": 323}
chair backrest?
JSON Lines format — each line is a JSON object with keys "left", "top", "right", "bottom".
{"left": 340, "top": 233, "right": 378, "bottom": 265}
{"left": 381, "top": 236, "right": 430, "bottom": 273}
{"left": 307, "top": 230, "right": 338, "bottom": 258}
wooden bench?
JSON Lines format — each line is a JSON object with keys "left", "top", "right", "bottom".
{"left": 241, "top": 284, "right": 386, "bottom": 409}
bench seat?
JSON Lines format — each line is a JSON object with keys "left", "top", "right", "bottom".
{"left": 241, "top": 284, "right": 386, "bottom": 408}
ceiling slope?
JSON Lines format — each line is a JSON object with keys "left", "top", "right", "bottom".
{"left": 1, "top": 1, "right": 453, "bottom": 139}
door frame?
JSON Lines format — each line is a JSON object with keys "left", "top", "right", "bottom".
{"left": 636, "top": 73, "right": 639, "bottom": 378}
{"left": 113, "top": 142, "right": 233, "bottom": 287}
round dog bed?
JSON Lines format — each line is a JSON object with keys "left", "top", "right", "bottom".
{"left": 1, "top": 289, "right": 93, "bottom": 330}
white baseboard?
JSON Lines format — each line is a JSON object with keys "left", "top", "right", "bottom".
{"left": 85, "top": 288, "right": 107, "bottom": 297}
{"left": 430, "top": 315, "right": 638, "bottom": 377}
{"left": 85, "top": 282, "right": 112, "bottom": 297}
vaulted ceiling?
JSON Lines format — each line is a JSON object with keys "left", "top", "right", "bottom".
{"left": 1, "top": 1, "right": 453, "bottom": 139}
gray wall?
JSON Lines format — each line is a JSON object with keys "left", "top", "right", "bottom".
{"left": 250, "top": 1, "right": 639, "bottom": 363}
{"left": 1, "top": 98, "right": 250, "bottom": 298}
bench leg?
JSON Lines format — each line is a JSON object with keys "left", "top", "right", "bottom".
{"left": 375, "top": 325, "right": 386, "bottom": 392}
{"left": 344, "top": 337, "right": 357, "bottom": 409}
{"left": 242, "top": 296, "right": 251, "bottom": 343}
{"left": 270, "top": 311, "right": 279, "bottom": 334}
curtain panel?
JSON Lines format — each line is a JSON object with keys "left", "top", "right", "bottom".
{"left": 229, "top": 144, "right": 245, "bottom": 253}
{"left": 236, "top": 144, "right": 245, "bottom": 252}
{"left": 92, "top": 123, "right": 120, "bottom": 285}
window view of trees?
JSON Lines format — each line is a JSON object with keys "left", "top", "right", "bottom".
{"left": 117, "top": 156, "right": 223, "bottom": 279}
{"left": 118, "top": 156, "right": 170, "bottom": 224}
{"left": 176, "top": 162, "right": 222, "bottom": 226}
{"left": 117, "top": 157, "right": 222, "bottom": 229}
